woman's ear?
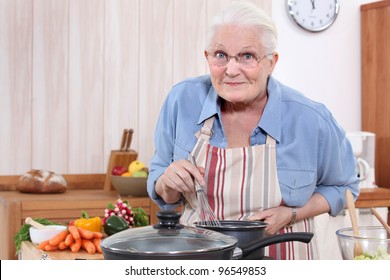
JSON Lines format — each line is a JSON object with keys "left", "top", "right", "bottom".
{"left": 268, "top": 52, "right": 279, "bottom": 74}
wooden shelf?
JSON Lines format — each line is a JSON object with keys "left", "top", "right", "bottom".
{"left": 355, "top": 187, "right": 390, "bottom": 224}
{"left": 355, "top": 188, "right": 390, "bottom": 207}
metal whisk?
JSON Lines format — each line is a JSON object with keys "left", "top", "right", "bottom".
{"left": 189, "top": 154, "right": 221, "bottom": 227}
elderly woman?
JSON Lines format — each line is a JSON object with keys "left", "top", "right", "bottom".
{"left": 147, "top": 1, "right": 359, "bottom": 260}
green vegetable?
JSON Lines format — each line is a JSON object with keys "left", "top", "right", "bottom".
{"left": 14, "top": 218, "right": 61, "bottom": 255}
{"left": 132, "top": 207, "right": 149, "bottom": 227}
{"left": 354, "top": 248, "right": 390, "bottom": 260}
{"left": 103, "top": 215, "right": 129, "bottom": 236}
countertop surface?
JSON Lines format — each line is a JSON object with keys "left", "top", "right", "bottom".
{"left": 20, "top": 241, "right": 104, "bottom": 260}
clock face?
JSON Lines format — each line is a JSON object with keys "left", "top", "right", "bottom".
{"left": 287, "top": 0, "right": 340, "bottom": 32}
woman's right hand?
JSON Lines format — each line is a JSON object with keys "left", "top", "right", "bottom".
{"left": 155, "top": 159, "right": 205, "bottom": 204}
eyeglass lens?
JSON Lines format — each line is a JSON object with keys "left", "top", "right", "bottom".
{"left": 208, "top": 51, "right": 269, "bottom": 68}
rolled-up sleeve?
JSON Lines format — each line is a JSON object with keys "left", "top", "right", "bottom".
{"left": 314, "top": 112, "right": 360, "bottom": 216}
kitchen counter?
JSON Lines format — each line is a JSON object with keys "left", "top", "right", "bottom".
{"left": 355, "top": 187, "right": 390, "bottom": 224}
{"left": 1, "top": 185, "right": 389, "bottom": 260}
{"left": 0, "top": 189, "right": 159, "bottom": 260}
{"left": 19, "top": 241, "right": 104, "bottom": 260}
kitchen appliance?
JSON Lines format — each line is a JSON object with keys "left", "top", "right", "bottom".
{"left": 100, "top": 211, "right": 313, "bottom": 260}
{"left": 346, "top": 131, "right": 376, "bottom": 189}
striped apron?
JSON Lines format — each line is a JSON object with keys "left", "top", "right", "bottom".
{"left": 181, "top": 117, "right": 318, "bottom": 260}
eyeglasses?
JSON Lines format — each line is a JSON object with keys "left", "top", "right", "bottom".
{"left": 206, "top": 51, "right": 273, "bottom": 68}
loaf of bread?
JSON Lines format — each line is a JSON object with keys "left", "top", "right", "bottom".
{"left": 16, "top": 170, "right": 67, "bottom": 193}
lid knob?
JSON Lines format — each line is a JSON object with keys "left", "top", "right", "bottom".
{"left": 153, "top": 211, "right": 184, "bottom": 229}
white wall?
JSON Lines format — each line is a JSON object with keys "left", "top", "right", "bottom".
{"left": 272, "top": 0, "right": 378, "bottom": 132}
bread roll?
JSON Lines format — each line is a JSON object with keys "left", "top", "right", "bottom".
{"left": 16, "top": 170, "right": 67, "bottom": 193}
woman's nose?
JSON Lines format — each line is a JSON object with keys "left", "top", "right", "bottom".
{"left": 225, "top": 59, "right": 241, "bottom": 76}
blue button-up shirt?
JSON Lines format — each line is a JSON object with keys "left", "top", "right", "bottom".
{"left": 147, "top": 75, "right": 359, "bottom": 216}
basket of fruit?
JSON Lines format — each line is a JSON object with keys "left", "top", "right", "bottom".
{"left": 110, "top": 160, "right": 148, "bottom": 197}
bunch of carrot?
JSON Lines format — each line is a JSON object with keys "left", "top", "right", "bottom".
{"left": 37, "top": 226, "right": 103, "bottom": 254}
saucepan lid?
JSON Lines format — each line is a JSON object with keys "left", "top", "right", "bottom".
{"left": 100, "top": 211, "right": 238, "bottom": 256}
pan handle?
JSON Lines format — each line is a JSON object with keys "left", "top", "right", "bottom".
{"left": 240, "top": 232, "right": 314, "bottom": 259}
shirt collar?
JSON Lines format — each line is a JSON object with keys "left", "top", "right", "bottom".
{"left": 197, "top": 76, "right": 282, "bottom": 143}
{"left": 260, "top": 76, "right": 282, "bottom": 143}
{"left": 197, "top": 84, "right": 220, "bottom": 125}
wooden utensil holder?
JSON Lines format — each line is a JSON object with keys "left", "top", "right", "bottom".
{"left": 104, "top": 128, "right": 138, "bottom": 191}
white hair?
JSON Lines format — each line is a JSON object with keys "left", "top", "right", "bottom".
{"left": 206, "top": 1, "right": 278, "bottom": 54}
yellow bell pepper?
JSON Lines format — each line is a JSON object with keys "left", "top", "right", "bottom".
{"left": 74, "top": 211, "right": 102, "bottom": 232}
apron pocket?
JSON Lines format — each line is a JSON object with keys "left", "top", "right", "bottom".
{"left": 278, "top": 169, "right": 316, "bottom": 205}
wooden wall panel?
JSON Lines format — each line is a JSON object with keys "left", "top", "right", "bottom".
{"left": 0, "top": 0, "right": 271, "bottom": 175}
{"left": 173, "top": 0, "right": 207, "bottom": 84}
{"left": 138, "top": 0, "right": 174, "bottom": 163}
{"left": 68, "top": 0, "right": 105, "bottom": 173}
{"left": 0, "top": 0, "right": 32, "bottom": 174}
{"left": 104, "top": 0, "right": 140, "bottom": 165}
{"left": 32, "top": 0, "right": 69, "bottom": 173}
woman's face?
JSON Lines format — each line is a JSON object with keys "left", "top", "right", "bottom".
{"left": 206, "top": 25, "right": 278, "bottom": 106}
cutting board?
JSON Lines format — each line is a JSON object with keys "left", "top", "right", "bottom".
{"left": 104, "top": 129, "right": 138, "bottom": 191}
{"left": 20, "top": 241, "right": 104, "bottom": 260}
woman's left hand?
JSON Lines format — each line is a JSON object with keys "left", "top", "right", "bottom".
{"left": 248, "top": 206, "right": 293, "bottom": 235}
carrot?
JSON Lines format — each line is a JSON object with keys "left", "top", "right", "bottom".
{"left": 81, "top": 239, "right": 96, "bottom": 254}
{"left": 44, "top": 244, "right": 59, "bottom": 251}
{"left": 64, "top": 233, "right": 74, "bottom": 246}
{"left": 93, "top": 231, "right": 103, "bottom": 239}
{"left": 70, "top": 238, "right": 82, "bottom": 253}
{"left": 38, "top": 240, "right": 50, "bottom": 250}
{"left": 58, "top": 241, "right": 68, "bottom": 250}
{"left": 48, "top": 229, "right": 69, "bottom": 246}
{"left": 77, "top": 227, "right": 94, "bottom": 240}
{"left": 92, "top": 238, "right": 102, "bottom": 254}
{"left": 68, "top": 225, "right": 81, "bottom": 240}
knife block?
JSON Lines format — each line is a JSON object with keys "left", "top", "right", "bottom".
{"left": 104, "top": 149, "right": 138, "bottom": 191}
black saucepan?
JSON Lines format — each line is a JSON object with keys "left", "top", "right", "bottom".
{"left": 100, "top": 211, "right": 313, "bottom": 260}
{"left": 195, "top": 221, "right": 313, "bottom": 259}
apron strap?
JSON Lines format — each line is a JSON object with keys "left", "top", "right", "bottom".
{"left": 195, "top": 117, "right": 214, "bottom": 141}
{"left": 265, "top": 134, "right": 276, "bottom": 146}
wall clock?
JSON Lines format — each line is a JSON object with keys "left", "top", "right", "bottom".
{"left": 287, "top": 0, "right": 340, "bottom": 32}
